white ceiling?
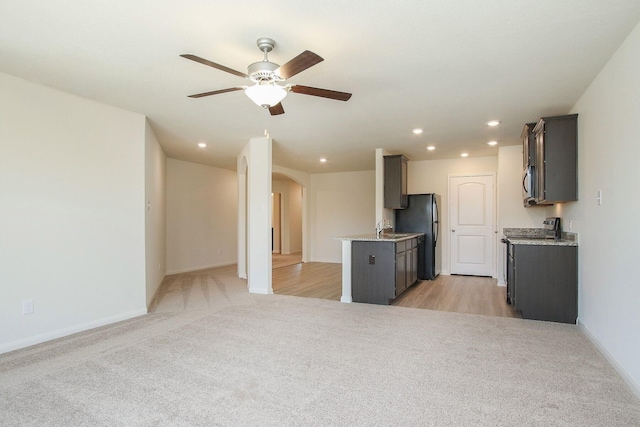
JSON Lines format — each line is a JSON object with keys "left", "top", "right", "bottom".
{"left": 2, "top": 1, "right": 639, "bottom": 173}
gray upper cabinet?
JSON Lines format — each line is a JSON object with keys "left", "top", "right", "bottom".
{"left": 522, "top": 122, "right": 537, "bottom": 168}
{"left": 533, "top": 114, "right": 578, "bottom": 204}
{"left": 384, "top": 155, "right": 408, "bottom": 209}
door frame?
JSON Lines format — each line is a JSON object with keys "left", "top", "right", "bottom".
{"left": 447, "top": 173, "right": 497, "bottom": 278}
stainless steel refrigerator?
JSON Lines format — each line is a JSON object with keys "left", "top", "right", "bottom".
{"left": 395, "top": 194, "right": 441, "bottom": 280}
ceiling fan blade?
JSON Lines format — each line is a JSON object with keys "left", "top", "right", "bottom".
{"left": 181, "top": 54, "right": 248, "bottom": 79}
{"left": 269, "top": 103, "right": 285, "bottom": 116}
{"left": 290, "top": 85, "right": 352, "bottom": 101}
{"left": 187, "top": 87, "right": 244, "bottom": 98}
{"left": 276, "top": 51, "right": 324, "bottom": 79}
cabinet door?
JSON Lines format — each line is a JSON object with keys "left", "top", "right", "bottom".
{"left": 384, "top": 155, "right": 408, "bottom": 209}
{"left": 513, "top": 245, "right": 577, "bottom": 323}
{"left": 395, "top": 251, "right": 407, "bottom": 296}
{"left": 352, "top": 242, "right": 396, "bottom": 305}
{"left": 409, "top": 246, "right": 418, "bottom": 285}
{"left": 534, "top": 114, "right": 578, "bottom": 204}
{"left": 535, "top": 122, "right": 546, "bottom": 203}
{"left": 506, "top": 245, "right": 515, "bottom": 305}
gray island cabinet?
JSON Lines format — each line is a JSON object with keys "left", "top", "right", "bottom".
{"left": 350, "top": 235, "right": 421, "bottom": 305}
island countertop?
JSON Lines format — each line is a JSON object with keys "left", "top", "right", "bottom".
{"left": 336, "top": 232, "right": 424, "bottom": 243}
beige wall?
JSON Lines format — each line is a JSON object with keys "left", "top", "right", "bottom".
{"left": 0, "top": 72, "right": 147, "bottom": 353}
{"left": 166, "top": 159, "right": 237, "bottom": 274}
{"left": 144, "top": 120, "right": 166, "bottom": 307}
{"left": 408, "top": 156, "right": 498, "bottom": 275}
{"left": 310, "top": 170, "right": 376, "bottom": 263}
{"left": 553, "top": 20, "right": 640, "bottom": 393}
{"left": 288, "top": 180, "right": 303, "bottom": 253}
{"left": 272, "top": 179, "right": 303, "bottom": 254}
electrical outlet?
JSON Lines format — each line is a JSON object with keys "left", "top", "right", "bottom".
{"left": 568, "top": 220, "right": 572, "bottom": 231}
{"left": 597, "top": 190, "right": 603, "bottom": 206}
{"left": 22, "top": 299, "right": 34, "bottom": 315}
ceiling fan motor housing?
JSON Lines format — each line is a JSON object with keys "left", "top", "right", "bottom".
{"left": 247, "top": 61, "right": 282, "bottom": 83}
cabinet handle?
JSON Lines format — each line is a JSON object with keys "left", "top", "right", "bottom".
{"left": 452, "top": 229, "right": 456, "bottom": 232}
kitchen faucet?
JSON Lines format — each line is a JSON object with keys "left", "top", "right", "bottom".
{"left": 376, "top": 219, "right": 393, "bottom": 238}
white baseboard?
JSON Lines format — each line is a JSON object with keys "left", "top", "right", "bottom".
{"left": 0, "top": 308, "right": 148, "bottom": 355}
{"left": 578, "top": 318, "right": 640, "bottom": 399}
{"left": 248, "top": 286, "right": 273, "bottom": 295}
{"left": 497, "top": 280, "right": 506, "bottom": 287}
{"left": 439, "top": 270, "right": 450, "bottom": 276}
{"left": 166, "top": 261, "right": 236, "bottom": 275}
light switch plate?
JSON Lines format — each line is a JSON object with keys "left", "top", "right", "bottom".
{"left": 22, "top": 299, "right": 34, "bottom": 315}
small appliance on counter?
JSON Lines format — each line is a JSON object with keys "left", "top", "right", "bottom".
{"left": 543, "top": 217, "right": 561, "bottom": 240}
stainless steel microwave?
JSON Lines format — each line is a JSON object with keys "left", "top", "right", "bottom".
{"left": 523, "top": 165, "right": 535, "bottom": 206}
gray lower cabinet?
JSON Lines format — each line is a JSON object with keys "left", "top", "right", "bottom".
{"left": 512, "top": 244, "right": 577, "bottom": 324}
{"left": 352, "top": 238, "right": 419, "bottom": 305}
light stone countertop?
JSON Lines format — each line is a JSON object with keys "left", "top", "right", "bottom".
{"left": 506, "top": 237, "right": 578, "bottom": 247}
{"left": 503, "top": 228, "right": 578, "bottom": 247}
{"left": 336, "top": 232, "right": 424, "bottom": 242}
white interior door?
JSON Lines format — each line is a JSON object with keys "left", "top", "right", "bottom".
{"left": 449, "top": 175, "right": 495, "bottom": 276}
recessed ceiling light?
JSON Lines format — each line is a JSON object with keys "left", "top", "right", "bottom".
{"left": 461, "top": 153, "right": 469, "bottom": 158}
{"left": 413, "top": 128, "right": 423, "bottom": 135}
{"left": 320, "top": 158, "right": 327, "bottom": 163}
{"left": 486, "top": 120, "right": 500, "bottom": 127}
{"left": 487, "top": 141, "right": 498, "bottom": 146}
{"left": 427, "top": 146, "right": 436, "bottom": 151}
{"left": 198, "top": 143, "right": 207, "bottom": 148}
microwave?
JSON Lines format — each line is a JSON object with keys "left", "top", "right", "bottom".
{"left": 523, "top": 165, "right": 535, "bottom": 206}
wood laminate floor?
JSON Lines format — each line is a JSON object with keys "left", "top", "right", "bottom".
{"left": 272, "top": 252, "right": 302, "bottom": 269}
{"left": 155, "top": 262, "right": 519, "bottom": 319}
{"left": 272, "top": 262, "right": 342, "bottom": 300}
{"left": 272, "top": 262, "right": 520, "bottom": 318}
{"left": 394, "top": 274, "right": 520, "bottom": 318}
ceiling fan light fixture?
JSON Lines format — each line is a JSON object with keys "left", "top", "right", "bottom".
{"left": 245, "top": 83, "right": 287, "bottom": 107}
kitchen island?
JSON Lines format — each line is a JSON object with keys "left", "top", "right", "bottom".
{"left": 336, "top": 233, "right": 424, "bottom": 304}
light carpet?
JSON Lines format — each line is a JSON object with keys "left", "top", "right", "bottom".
{"left": 2, "top": 294, "right": 639, "bottom": 425}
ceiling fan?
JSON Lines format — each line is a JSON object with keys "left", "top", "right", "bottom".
{"left": 181, "top": 37, "right": 352, "bottom": 116}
